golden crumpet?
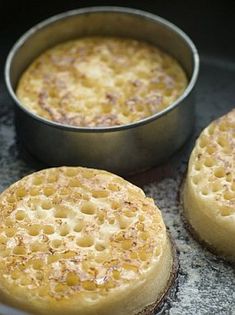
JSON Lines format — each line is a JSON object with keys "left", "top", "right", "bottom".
{"left": 0, "top": 166, "right": 174, "bottom": 315}
{"left": 183, "top": 109, "right": 235, "bottom": 261}
{"left": 16, "top": 36, "right": 187, "bottom": 127}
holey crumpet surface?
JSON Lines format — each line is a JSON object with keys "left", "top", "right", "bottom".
{"left": 0, "top": 167, "right": 175, "bottom": 315}
{"left": 183, "top": 109, "right": 235, "bottom": 261}
{"left": 16, "top": 37, "right": 187, "bottom": 128}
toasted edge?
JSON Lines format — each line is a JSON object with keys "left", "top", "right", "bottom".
{"left": 137, "top": 234, "right": 178, "bottom": 315}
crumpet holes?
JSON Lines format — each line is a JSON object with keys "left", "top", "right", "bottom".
{"left": 47, "top": 254, "right": 61, "bottom": 264}
{"left": 77, "top": 236, "right": 94, "bottom": 247}
{"left": 223, "top": 191, "right": 234, "bottom": 201}
{"left": 138, "top": 249, "right": 149, "bottom": 261}
{"left": 207, "top": 145, "right": 216, "bottom": 154}
{"left": 214, "top": 167, "right": 225, "bottom": 178}
{"left": 111, "top": 200, "right": 121, "bottom": 210}
{"left": 137, "top": 223, "right": 144, "bottom": 231}
{"left": 199, "top": 136, "right": 209, "bottom": 148}
{"left": 62, "top": 251, "right": 76, "bottom": 259}
{"left": 54, "top": 283, "right": 66, "bottom": 293}
{"left": 92, "top": 190, "right": 109, "bottom": 198}
{"left": 33, "top": 177, "right": 43, "bottom": 186}
{"left": 65, "top": 168, "right": 79, "bottom": 177}
{"left": 201, "top": 188, "right": 209, "bottom": 196}
{"left": 43, "top": 225, "right": 54, "bottom": 235}
{"left": 55, "top": 205, "right": 70, "bottom": 218}
{"left": 60, "top": 224, "right": 70, "bottom": 236}
{"left": 108, "top": 217, "right": 115, "bottom": 225}
{"left": 95, "top": 242, "right": 106, "bottom": 251}
{"left": 211, "top": 182, "right": 222, "bottom": 192}
{"left": 108, "top": 183, "right": 120, "bottom": 192}
{"left": 73, "top": 220, "right": 84, "bottom": 232}
{"left": 140, "top": 231, "right": 149, "bottom": 241}
{"left": 31, "top": 242, "right": 47, "bottom": 252}
{"left": 155, "top": 246, "right": 161, "bottom": 256}
{"left": 97, "top": 211, "right": 105, "bottom": 225}
{"left": 208, "top": 124, "right": 215, "bottom": 135}
{"left": 51, "top": 239, "right": 62, "bottom": 248}
{"left": 194, "top": 161, "right": 202, "bottom": 171}
{"left": 118, "top": 216, "right": 130, "bottom": 229}
{"left": 7, "top": 195, "right": 16, "bottom": 203}
{"left": 220, "top": 206, "right": 232, "bottom": 217}
{"left": 226, "top": 173, "right": 232, "bottom": 182}
{"left": 32, "top": 259, "right": 43, "bottom": 270}
{"left": 15, "top": 210, "right": 26, "bottom": 221}
{"left": 47, "top": 174, "right": 58, "bottom": 183}
{"left": 80, "top": 201, "right": 96, "bottom": 215}
{"left": 82, "top": 171, "right": 94, "bottom": 179}
{"left": 15, "top": 187, "right": 27, "bottom": 198}
{"left": 13, "top": 246, "right": 26, "bottom": 255}
{"left": 112, "top": 269, "right": 121, "bottom": 280}
{"left": 43, "top": 187, "right": 55, "bottom": 197}
{"left": 0, "top": 248, "right": 10, "bottom": 257}
{"left": 0, "top": 235, "right": 7, "bottom": 244}
{"left": 217, "top": 136, "right": 228, "bottom": 148}
{"left": 69, "top": 178, "right": 81, "bottom": 187}
{"left": 82, "top": 280, "right": 96, "bottom": 291}
{"left": 29, "top": 187, "right": 40, "bottom": 196}
{"left": 121, "top": 239, "right": 133, "bottom": 250}
{"left": 192, "top": 175, "right": 200, "bottom": 185}
{"left": 124, "top": 210, "right": 135, "bottom": 218}
{"left": 204, "top": 157, "right": 215, "bottom": 167}
{"left": 27, "top": 224, "right": 41, "bottom": 236}
{"left": 219, "top": 122, "right": 228, "bottom": 132}
{"left": 41, "top": 200, "right": 52, "bottom": 210}
{"left": 5, "top": 218, "right": 14, "bottom": 227}
{"left": 123, "top": 263, "right": 138, "bottom": 273}
{"left": 5, "top": 227, "right": 16, "bottom": 237}
{"left": 66, "top": 272, "right": 80, "bottom": 286}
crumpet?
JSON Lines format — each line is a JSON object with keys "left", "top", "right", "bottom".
{"left": 16, "top": 37, "right": 187, "bottom": 127}
{"left": 183, "top": 109, "right": 235, "bottom": 261}
{"left": 0, "top": 167, "right": 175, "bottom": 314}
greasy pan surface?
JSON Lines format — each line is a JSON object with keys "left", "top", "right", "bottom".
{"left": 1, "top": 0, "right": 235, "bottom": 314}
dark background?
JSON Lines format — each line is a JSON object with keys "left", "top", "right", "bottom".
{"left": 1, "top": 0, "right": 235, "bottom": 65}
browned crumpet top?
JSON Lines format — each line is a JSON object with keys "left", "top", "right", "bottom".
{"left": 16, "top": 37, "right": 188, "bottom": 127}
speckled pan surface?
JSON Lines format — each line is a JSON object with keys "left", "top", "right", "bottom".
{"left": 1, "top": 55, "right": 235, "bottom": 314}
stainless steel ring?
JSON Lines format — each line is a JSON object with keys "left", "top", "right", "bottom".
{"left": 5, "top": 6, "right": 200, "bottom": 174}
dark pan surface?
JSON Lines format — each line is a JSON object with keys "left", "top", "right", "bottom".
{"left": 0, "top": 1, "right": 235, "bottom": 314}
